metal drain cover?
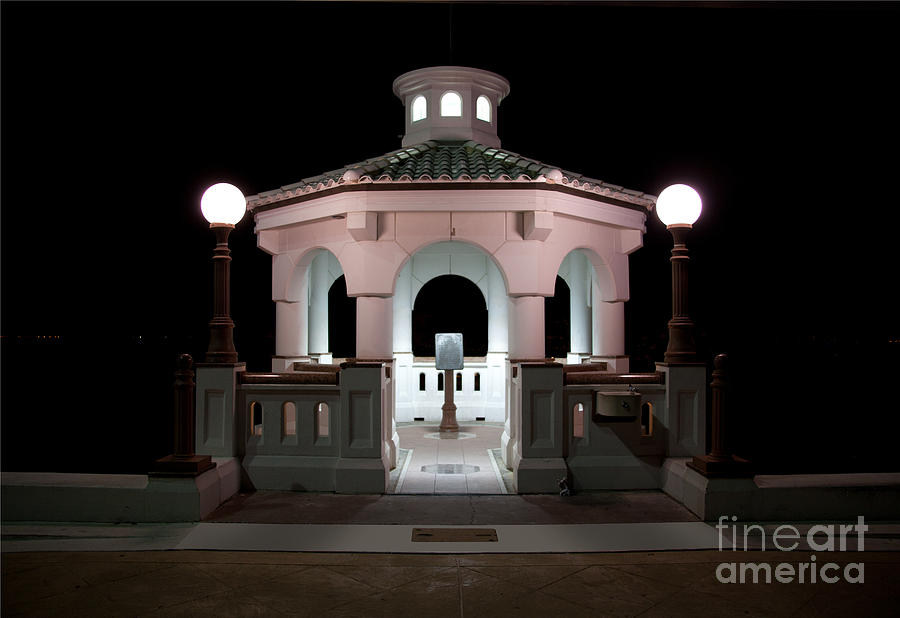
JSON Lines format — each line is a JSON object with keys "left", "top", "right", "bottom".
{"left": 421, "top": 463, "right": 480, "bottom": 475}
{"left": 412, "top": 528, "right": 498, "bottom": 542}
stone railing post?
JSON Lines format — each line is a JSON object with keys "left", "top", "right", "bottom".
{"left": 151, "top": 354, "right": 216, "bottom": 476}
{"left": 687, "top": 354, "right": 752, "bottom": 477}
{"left": 515, "top": 361, "right": 567, "bottom": 493}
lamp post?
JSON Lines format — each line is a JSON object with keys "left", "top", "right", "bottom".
{"left": 656, "top": 183, "right": 702, "bottom": 363}
{"left": 201, "top": 182, "right": 246, "bottom": 363}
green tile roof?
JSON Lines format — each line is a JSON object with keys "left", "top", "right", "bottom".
{"left": 248, "top": 140, "right": 655, "bottom": 210}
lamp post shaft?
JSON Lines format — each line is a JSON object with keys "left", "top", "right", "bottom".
{"left": 664, "top": 225, "right": 697, "bottom": 363}
{"left": 206, "top": 224, "right": 238, "bottom": 363}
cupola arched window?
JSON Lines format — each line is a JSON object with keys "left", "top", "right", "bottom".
{"left": 440, "top": 91, "right": 462, "bottom": 117}
{"left": 476, "top": 95, "right": 491, "bottom": 122}
{"left": 411, "top": 95, "right": 427, "bottom": 122}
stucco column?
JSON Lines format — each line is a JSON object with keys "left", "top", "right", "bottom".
{"left": 274, "top": 299, "right": 308, "bottom": 371}
{"left": 357, "top": 296, "right": 393, "bottom": 360}
{"left": 487, "top": 260, "right": 508, "bottom": 354}
{"left": 502, "top": 295, "right": 544, "bottom": 470}
{"left": 392, "top": 263, "right": 412, "bottom": 354}
{"left": 568, "top": 252, "right": 591, "bottom": 361}
{"left": 308, "top": 253, "right": 330, "bottom": 358}
{"left": 592, "top": 297, "right": 628, "bottom": 372}
{"left": 356, "top": 294, "right": 397, "bottom": 473}
{"left": 508, "top": 295, "right": 545, "bottom": 360}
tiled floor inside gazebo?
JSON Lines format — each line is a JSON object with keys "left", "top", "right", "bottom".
{"left": 390, "top": 423, "right": 511, "bottom": 494}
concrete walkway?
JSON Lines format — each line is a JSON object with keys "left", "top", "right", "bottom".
{"left": 3, "top": 549, "right": 899, "bottom": 617}
{"left": 4, "top": 491, "right": 899, "bottom": 615}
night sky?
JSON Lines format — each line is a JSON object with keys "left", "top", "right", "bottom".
{"left": 2, "top": 2, "right": 898, "bottom": 473}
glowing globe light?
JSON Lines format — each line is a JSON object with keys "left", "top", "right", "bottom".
{"left": 201, "top": 182, "right": 246, "bottom": 226}
{"left": 656, "top": 184, "right": 702, "bottom": 227}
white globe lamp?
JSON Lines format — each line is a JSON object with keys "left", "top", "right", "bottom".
{"left": 201, "top": 182, "right": 246, "bottom": 227}
{"left": 656, "top": 183, "right": 702, "bottom": 228}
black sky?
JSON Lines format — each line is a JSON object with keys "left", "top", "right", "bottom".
{"left": 2, "top": 2, "right": 899, "bottom": 471}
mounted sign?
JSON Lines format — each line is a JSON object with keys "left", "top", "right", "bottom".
{"left": 435, "top": 333, "right": 463, "bottom": 370}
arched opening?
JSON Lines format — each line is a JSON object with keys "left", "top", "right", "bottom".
{"left": 249, "top": 401, "right": 262, "bottom": 437}
{"left": 419, "top": 372, "right": 426, "bottom": 391}
{"left": 282, "top": 402, "right": 296, "bottom": 437}
{"left": 412, "top": 274, "right": 487, "bottom": 356}
{"left": 573, "top": 402, "right": 585, "bottom": 438}
{"left": 411, "top": 95, "right": 427, "bottom": 122}
{"left": 544, "top": 275, "right": 570, "bottom": 359}
{"left": 437, "top": 372, "right": 444, "bottom": 391}
{"left": 455, "top": 372, "right": 463, "bottom": 391}
{"left": 316, "top": 402, "right": 330, "bottom": 440}
{"left": 440, "top": 91, "right": 462, "bottom": 117}
{"left": 476, "top": 95, "right": 491, "bottom": 122}
{"left": 328, "top": 275, "right": 356, "bottom": 359}
{"left": 641, "top": 402, "right": 653, "bottom": 436}
{"left": 474, "top": 372, "right": 480, "bottom": 391}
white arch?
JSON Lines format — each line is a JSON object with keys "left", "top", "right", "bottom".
{"left": 393, "top": 242, "right": 508, "bottom": 356}
{"left": 476, "top": 95, "right": 491, "bottom": 122}
{"left": 393, "top": 240, "right": 509, "bottom": 425}
{"left": 546, "top": 244, "right": 620, "bottom": 303}
{"left": 389, "top": 237, "right": 511, "bottom": 298}
{"left": 440, "top": 91, "right": 462, "bottom": 117}
{"left": 411, "top": 95, "right": 427, "bottom": 122}
{"left": 272, "top": 247, "right": 346, "bottom": 302}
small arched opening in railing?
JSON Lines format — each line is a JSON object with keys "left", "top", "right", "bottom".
{"left": 250, "top": 401, "right": 263, "bottom": 437}
{"left": 641, "top": 402, "right": 653, "bottom": 436}
{"left": 283, "top": 402, "right": 296, "bottom": 437}
{"left": 573, "top": 402, "right": 585, "bottom": 438}
{"left": 316, "top": 402, "right": 330, "bottom": 439}
{"left": 419, "top": 372, "right": 426, "bottom": 391}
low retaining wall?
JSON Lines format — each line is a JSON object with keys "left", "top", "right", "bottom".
{"left": 662, "top": 457, "right": 900, "bottom": 521}
{"left": 1, "top": 457, "right": 241, "bottom": 523}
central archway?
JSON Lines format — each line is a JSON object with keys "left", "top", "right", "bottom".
{"left": 392, "top": 241, "right": 508, "bottom": 426}
{"left": 412, "top": 274, "right": 488, "bottom": 357}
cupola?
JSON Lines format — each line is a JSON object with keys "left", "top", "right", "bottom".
{"left": 393, "top": 66, "right": 511, "bottom": 149}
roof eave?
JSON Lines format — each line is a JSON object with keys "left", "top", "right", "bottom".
{"left": 248, "top": 181, "right": 655, "bottom": 216}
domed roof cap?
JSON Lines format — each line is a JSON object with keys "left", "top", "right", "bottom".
{"left": 392, "top": 66, "right": 511, "bottom": 149}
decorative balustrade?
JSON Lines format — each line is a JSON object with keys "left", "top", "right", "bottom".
{"left": 196, "top": 362, "right": 388, "bottom": 493}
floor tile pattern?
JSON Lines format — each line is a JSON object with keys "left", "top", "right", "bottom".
{"left": 394, "top": 424, "right": 505, "bottom": 495}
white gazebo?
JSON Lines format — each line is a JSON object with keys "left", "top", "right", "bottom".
{"left": 194, "top": 67, "right": 707, "bottom": 493}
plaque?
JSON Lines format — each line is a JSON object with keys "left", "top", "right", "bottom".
{"left": 435, "top": 333, "right": 464, "bottom": 370}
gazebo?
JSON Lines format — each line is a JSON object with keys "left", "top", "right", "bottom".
{"left": 193, "top": 67, "right": 707, "bottom": 494}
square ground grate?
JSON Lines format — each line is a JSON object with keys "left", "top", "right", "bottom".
{"left": 412, "top": 528, "right": 498, "bottom": 542}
